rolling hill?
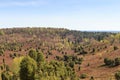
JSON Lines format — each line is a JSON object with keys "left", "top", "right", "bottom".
{"left": 0, "top": 27, "right": 120, "bottom": 80}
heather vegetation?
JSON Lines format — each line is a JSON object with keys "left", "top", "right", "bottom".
{"left": 0, "top": 28, "right": 120, "bottom": 80}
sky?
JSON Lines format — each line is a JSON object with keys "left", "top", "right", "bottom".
{"left": 0, "top": 0, "right": 120, "bottom": 31}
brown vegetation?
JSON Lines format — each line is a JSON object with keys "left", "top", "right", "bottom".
{"left": 0, "top": 27, "right": 120, "bottom": 80}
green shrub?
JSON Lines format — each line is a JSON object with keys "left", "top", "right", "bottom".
{"left": 37, "top": 51, "right": 45, "bottom": 63}
{"left": 69, "top": 61, "right": 75, "bottom": 68}
{"left": 104, "top": 58, "right": 114, "bottom": 66}
{"left": 0, "top": 49, "right": 4, "bottom": 56}
{"left": 6, "top": 65, "right": 10, "bottom": 71}
{"left": 104, "top": 57, "right": 120, "bottom": 67}
{"left": 80, "top": 73, "right": 87, "bottom": 79}
{"left": 20, "top": 56, "right": 37, "bottom": 80}
{"left": 78, "top": 66, "right": 81, "bottom": 71}
{"left": 1, "top": 71, "right": 11, "bottom": 80}
{"left": 28, "top": 49, "right": 37, "bottom": 61}
{"left": 115, "top": 58, "right": 120, "bottom": 66}
{"left": 0, "top": 65, "right": 4, "bottom": 70}
{"left": 115, "top": 71, "right": 120, "bottom": 80}
{"left": 90, "top": 76, "right": 94, "bottom": 80}
{"left": 113, "top": 46, "right": 118, "bottom": 50}
{"left": 12, "top": 74, "right": 18, "bottom": 80}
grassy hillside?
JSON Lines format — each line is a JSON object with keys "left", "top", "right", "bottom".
{"left": 0, "top": 27, "right": 120, "bottom": 80}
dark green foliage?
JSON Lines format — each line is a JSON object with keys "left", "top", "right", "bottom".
{"left": 40, "top": 61, "right": 77, "bottom": 80}
{"left": 9, "top": 53, "right": 16, "bottom": 59}
{"left": 9, "top": 53, "right": 21, "bottom": 59}
{"left": 90, "top": 76, "right": 94, "bottom": 80}
{"left": 1, "top": 71, "right": 11, "bottom": 80}
{"left": 74, "top": 46, "right": 87, "bottom": 55}
{"left": 104, "top": 57, "right": 120, "bottom": 67}
{"left": 19, "top": 56, "right": 37, "bottom": 80}
{"left": 26, "top": 50, "right": 79, "bottom": 80}
{"left": 56, "top": 56, "right": 63, "bottom": 61}
{"left": 63, "top": 55, "right": 83, "bottom": 65}
{"left": 80, "top": 73, "right": 87, "bottom": 79}
{"left": 3, "top": 58, "right": 5, "bottom": 63}
{"left": 64, "top": 55, "right": 70, "bottom": 62}
{"left": 104, "top": 58, "right": 110, "bottom": 65}
{"left": 12, "top": 74, "right": 18, "bottom": 80}
{"left": 87, "top": 63, "right": 90, "bottom": 66}
{"left": 0, "top": 49, "right": 4, "bottom": 56}
{"left": 104, "top": 58, "right": 114, "bottom": 67}
{"left": 78, "top": 66, "right": 81, "bottom": 71}
{"left": 115, "top": 71, "right": 120, "bottom": 80}
{"left": 69, "top": 61, "right": 75, "bottom": 68}
{"left": 5, "top": 43, "right": 22, "bottom": 51}
{"left": 0, "top": 65, "right": 4, "bottom": 70}
{"left": 9, "top": 54, "right": 13, "bottom": 58}
{"left": 13, "top": 53, "right": 17, "bottom": 57}
{"left": 48, "top": 50, "right": 52, "bottom": 55}
{"left": 36, "top": 51, "right": 45, "bottom": 71}
{"left": 36, "top": 51, "right": 45, "bottom": 63}
{"left": 115, "top": 57, "right": 120, "bottom": 66}
{"left": 91, "top": 48, "right": 95, "bottom": 53}
{"left": 113, "top": 46, "right": 118, "bottom": 50}
{"left": 28, "top": 49, "right": 37, "bottom": 61}
{"left": 63, "top": 55, "right": 83, "bottom": 70}
{"left": 6, "top": 65, "right": 10, "bottom": 71}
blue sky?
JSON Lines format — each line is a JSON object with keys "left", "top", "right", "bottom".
{"left": 0, "top": 0, "right": 120, "bottom": 31}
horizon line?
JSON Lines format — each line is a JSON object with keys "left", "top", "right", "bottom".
{"left": 0, "top": 26, "right": 120, "bottom": 32}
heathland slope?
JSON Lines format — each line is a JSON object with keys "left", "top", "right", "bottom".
{"left": 0, "top": 28, "right": 120, "bottom": 80}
